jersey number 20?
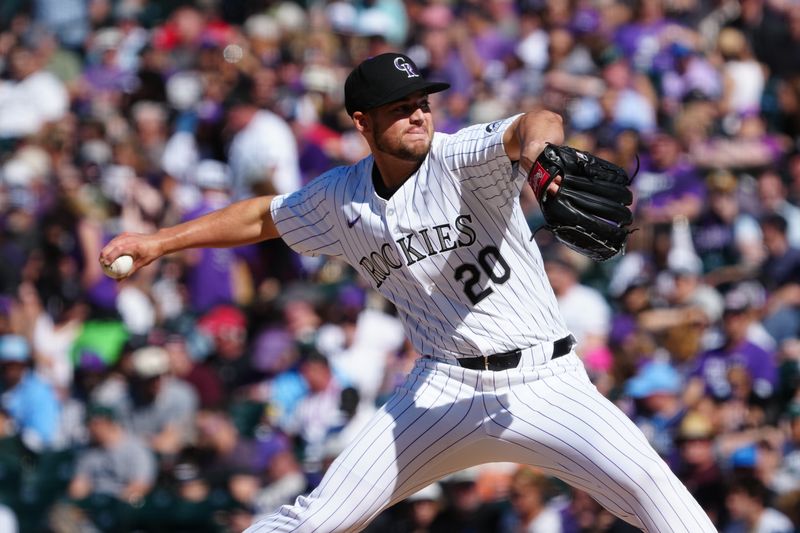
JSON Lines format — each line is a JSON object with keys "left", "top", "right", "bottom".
{"left": 454, "top": 245, "right": 511, "bottom": 305}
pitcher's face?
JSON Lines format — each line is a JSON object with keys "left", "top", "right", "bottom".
{"left": 364, "top": 91, "right": 434, "bottom": 163}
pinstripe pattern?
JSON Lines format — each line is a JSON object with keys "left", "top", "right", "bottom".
{"left": 258, "top": 116, "right": 715, "bottom": 532}
{"left": 271, "top": 116, "right": 568, "bottom": 361}
{"left": 246, "top": 352, "right": 715, "bottom": 533}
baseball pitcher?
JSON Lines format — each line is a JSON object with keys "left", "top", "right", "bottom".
{"left": 100, "top": 53, "right": 716, "bottom": 533}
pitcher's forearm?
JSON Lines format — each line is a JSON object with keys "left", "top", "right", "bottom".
{"left": 99, "top": 195, "right": 281, "bottom": 276}
{"left": 504, "top": 110, "right": 565, "bottom": 171}
{"left": 157, "top": 195, "right": 279, "bottom": 254}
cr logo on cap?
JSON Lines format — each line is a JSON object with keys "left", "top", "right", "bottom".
{"left": 393, "top": 57, "right": 420, "bottom": 78}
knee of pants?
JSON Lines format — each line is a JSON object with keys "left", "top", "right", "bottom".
{"left": 248, "top": 500, "right": 315, "bottom": 533}
{"left": 617, "top": 465, "right": 677, "bottom": 507}
{"left": 251, "top": 503, "right": 372, "bottom": 533}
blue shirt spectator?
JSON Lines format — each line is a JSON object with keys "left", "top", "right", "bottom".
{"left": 0, "top": 335, "right": 60, "bottom": 449}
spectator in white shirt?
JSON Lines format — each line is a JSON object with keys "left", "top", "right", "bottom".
{"left": 0, "top": 44, "right": 68, "bottom": 139}
{"left": 724, "top": 474, "right": 794, "bottom": 533}
{"left": 225, "top": 76, "right": 301, "bottom": 199}
{"left": 544, "top": 255, "right": 611, "bottom": 359}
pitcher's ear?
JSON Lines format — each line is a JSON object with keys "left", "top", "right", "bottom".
{"left": 353, "top": 111, "right": 369, "bottom": 133}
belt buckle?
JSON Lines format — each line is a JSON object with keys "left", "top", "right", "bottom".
{"left": 484, "top": 356, "right": 489, "bottom": 371}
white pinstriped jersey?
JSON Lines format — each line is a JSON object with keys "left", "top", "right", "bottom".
{"left": 271, "top": 115, "right": 569, "bottom": 361}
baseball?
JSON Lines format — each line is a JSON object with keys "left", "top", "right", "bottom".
{"left": 102, "top": 255, "right": 134, "bottom": 279}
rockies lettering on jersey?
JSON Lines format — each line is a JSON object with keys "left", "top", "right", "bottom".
{"left": 359, "top": 214, "right": 477, "bottom": 286}
{"left": 270, "top": 114, "right": 569, "bottom": 360}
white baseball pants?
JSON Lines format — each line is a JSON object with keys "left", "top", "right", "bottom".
{"left": 245, "top": 351, "right": 716, "bottom": 533}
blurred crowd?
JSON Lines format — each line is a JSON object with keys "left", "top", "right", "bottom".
{"left": 1, "top": 0, "right": 800, "bottom": 531}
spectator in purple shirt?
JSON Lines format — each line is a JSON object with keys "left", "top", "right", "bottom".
{"left": 81, "top": 28, "right": 138, "bottom": 95}
{"left": 693, "top": 169, "right": 763, "bottom": 275}
{"left": 635, "top": 131, "right": 706, "bottom": 225}
{"left": 458, "top": 3, "right": 517, "bottom": 84}
{"left": 181, "top": 160, "right": 248, "bottom": 314}
{"left": 686, "top": 289, "right": 778, "bottom": 404}
{"left": 417, "top": 25, "right": 473, "bottom": 99}
{"left": 659, "top": 42, "right": 722, "bottom": 118}
{"left": 613, "top": 0, "right": 680, "bottom": 74}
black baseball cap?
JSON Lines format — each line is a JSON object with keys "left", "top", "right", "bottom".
{"left": 344, "top": 53, "right": 450, "bottom": 117}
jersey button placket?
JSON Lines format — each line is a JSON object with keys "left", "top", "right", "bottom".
{"left": 384, "top": 201, "right": 400, "bottom": 236}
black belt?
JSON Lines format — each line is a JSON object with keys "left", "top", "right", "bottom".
{"left": 456, "top": 334, "right": 576, "bottom": 371}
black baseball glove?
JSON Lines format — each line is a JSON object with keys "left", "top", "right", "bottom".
{"left": 528, "top": 144, "right": 634, "bottom": 262}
